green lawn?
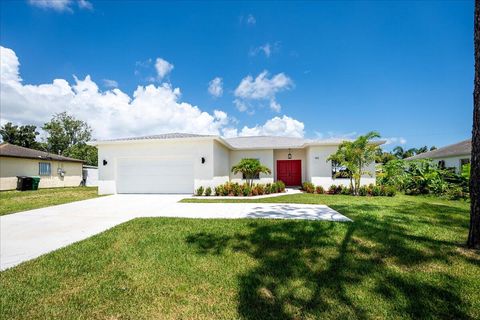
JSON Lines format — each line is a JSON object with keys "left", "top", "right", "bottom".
{"left": 0, "top": 187, "right": 100, "bottom": 216}
{"left": 1, "top": 194, "right": 479, "bottom": 319}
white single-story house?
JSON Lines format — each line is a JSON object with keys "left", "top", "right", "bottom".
{"left": 0, "top": 143, "right": 84, "bottom": 191}
{"left": 91, "top": 133, "right": 384, "bottom": 195}
{"left": 406, "top": 139, "right": 471, "bottom": 173}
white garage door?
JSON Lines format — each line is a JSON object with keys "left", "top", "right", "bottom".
{"left": 116, "top": 157, "right": 194, "bottom": 194}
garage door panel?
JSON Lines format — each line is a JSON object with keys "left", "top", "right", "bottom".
{"left": 116, "top": 157, "right": 194, "bottom": 194}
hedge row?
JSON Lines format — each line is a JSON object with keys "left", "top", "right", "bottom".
{"left": 195, "top": 181, "right": 286, "bottom": 197}
{"left": 302, "top": 182, "right": 396, "bottom": 197}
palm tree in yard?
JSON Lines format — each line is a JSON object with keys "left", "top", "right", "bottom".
{"left": 231, "top": 158, "right": 271, "bottom": 187}
{"left": 468, "top": 0, "right": 480, "bottom": 249}
{"left": 328, "top": 131, "right": 380, "bottom": 195}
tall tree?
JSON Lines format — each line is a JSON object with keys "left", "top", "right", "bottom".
{"left": 42, "top": 112, "right": 92, "bottom": 155}
{"left": 0, "top": 122, "right": 40, "bottom": 149}
{"left": 468, "top": 1, "right": 480, "bottom": 249}
{"left": 328, "top": 131, "right": 380, "bottom": 195}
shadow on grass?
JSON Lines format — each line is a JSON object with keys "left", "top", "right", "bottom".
{"left": 186, "top": 200, "right": 475, "bottom": 319}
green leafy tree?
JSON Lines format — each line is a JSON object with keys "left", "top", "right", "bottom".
{"left": 231, "top": 158, "right": 271, "bottom": 187}
{"left": 42, "top": 112, "right": 92, "bottom": 155}
{"left": 328, "top": 131, "right": 380, "bottom": 195}
{"left": 0, "top": 122, "right": 40, "bottom": 149}
{"left": 64, "top": 144, "right": 98, "bottom": 166}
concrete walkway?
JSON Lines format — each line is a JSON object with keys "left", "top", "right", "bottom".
{"left": 0, "top": 194, "right": 350, "bottom": 271}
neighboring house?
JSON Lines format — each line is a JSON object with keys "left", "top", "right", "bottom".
{"left": 406, "top": 139, "right": 471, "bottom": 173}
{"left": 90, "top": 133, "right": 384, "bottom": 195}
{"left": 0, "top": 143, "right": 84, "bottom": 191}
{"left": 82, "top": 165, "right": 98, "bottom": 187}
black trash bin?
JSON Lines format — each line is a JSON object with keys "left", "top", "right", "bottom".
{"left": 16, "top": 176, "right": 33, "bottom": 191}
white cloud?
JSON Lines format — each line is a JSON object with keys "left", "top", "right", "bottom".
{"left": 1, "top": 46, "right": 306, "bottom": 141}
{"left": 155, "top": 57, "right": 174, "bottom": 79}
{"left": 77, "top": 0, "right": 93, "bottom": 10}
{"left": 28, "top": 0, "right": 92, "bottom": 12}
{"left": 0, "top": 46, "right": 226, "bottom": 139}
{"left": 257, "top": 43, "right": 272, "bottom": 57}
{"left": 208, "top": 77, "right": 223, "bottom": 98}
{"left": 246, "top": 14, "right": 256, "bottom": 25}
{"left": 234, "top": 70, "right": 293, "bottom": 112}
{"left": 102, "top": 79, "right": 118, "bottom": 88}
{"left": 250, "top": 43, "right": 279, "bottom": 58}
{"left": 384, "top": 137, "right": 407, "bottom": 145}
{"left": 238, "top": 115, "right": 304, "bottom": 138}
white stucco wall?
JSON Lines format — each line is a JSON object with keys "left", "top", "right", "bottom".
{"left": 431, "top": 155, "right": 470, "bottom": 173}
{"left": 212, "top": 140, "right": 230, "bottom": 186}
{"left": 83, "top": 167, "right": 98, "bottom": 187}
{"left": 97, "top": 139, "right": 217, "bottom": 194}
{"left": 305, "top": 146, "right": 376, "bottom": 188}
{"left": 229, "top": 149, "right": 274, "bottom": 184}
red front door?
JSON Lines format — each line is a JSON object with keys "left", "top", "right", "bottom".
{"left": 277, "top": 160, "right": 302, "bottom": 186}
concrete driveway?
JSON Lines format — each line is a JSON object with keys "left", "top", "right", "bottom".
{"left": 0, "top": 194, "right": 350, "bottom": 271}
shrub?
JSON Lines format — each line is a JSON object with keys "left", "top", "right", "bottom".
{"left": 214, "top": 185, "right": 224, "bottom": 196}
{"left": 340, "top": 186, "right": 353, "bottom": 195}
{"left": 265, "top": 183, "right": 272, "bottom": 195}
{"left": 269, "top": 183, "right": 278, "bottom": 194}
{"left": 315, "top": 185, "right": 324, "bottom": 194}
{"left": 242, "top": 183, "right": 252, "bottom": 196}
{"left": 204, "top": 187, "right": 212, "bottom": 196}
{"left": 276, "top": 180, "right": 286, "bottom": 192}
{"left": 358, "top": 185, "right": 368, "bottom": 196}
{"left": 255, "top": 184, "right": 265, "bottom": 195}
{"left": 232, "top": 183, "right": 242, "bottom": 196}
{"left": 445, "top": 185, "right": 467, "bottom": 200}
{"left": 328, "top": 184, "right": 344, "bottom": 195}
{"left": 383, "top": 185, "right": 396, "bottom": 197}
{"left": 303, "top": 182, "right": 315, "bottom": 193}
{"left": 195, "top": 186, "right": 204, "bottom": 196}
{"left": 371, "top": 185, "right": 382, "bottom": 196}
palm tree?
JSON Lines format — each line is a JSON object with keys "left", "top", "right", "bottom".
{"left": 328, "top": 131, "right": 380, "bottom": 195}
{"left": 231, "top": 158, "right": 271, "bottom": 187}
{"left": 393, "top": 146, "right": 405, "bottom": 159}
{"left": 468, "top": 1, "right": 480, "bottom": 249}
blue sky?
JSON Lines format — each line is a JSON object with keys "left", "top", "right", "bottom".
{"left": 0, "top": 0, "right": 474, "bottom": 149}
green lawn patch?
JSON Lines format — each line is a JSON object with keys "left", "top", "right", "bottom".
{"left": 0, "top": 187, "right": 100, "bottom": 216}
{"left": 1, "top": 195, "right": 479, "bottom": 319}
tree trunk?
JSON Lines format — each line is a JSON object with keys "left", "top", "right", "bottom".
{"left": 468, "top": 0, "right": 480, "bottom": 249}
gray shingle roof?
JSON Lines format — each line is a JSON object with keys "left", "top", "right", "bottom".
{"left": 96, "top": 133, "right": 216, "bottom": 142}
{"left": 92, "top": 132, "right": 385, "bottom": 149}
{"left": 406, "top": 139, "right": 471, "bottom": 160}
{"left": 224, "top": 136, "right": 310, "bottom": 149}
{"left": 0, "top": 143, "right": 84, "bottom": 163}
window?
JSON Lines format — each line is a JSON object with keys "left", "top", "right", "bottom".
{"left": 39, "top": 162, "right": 51, "bottom": 176}
{"left": 243, "top": 172, "right": 260, "bottom": 180}
{"left": 460, "top": 158, "right": 470, "bottom": 167}
{"left": 331, "top": 160, "right": 350, "bottom": 179}
{"left": 438, "top": 160, "right": 446, "bottom": 169}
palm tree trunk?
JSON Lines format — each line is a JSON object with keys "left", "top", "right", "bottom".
{"left": 468, "top": 0, "right": 480, "bottom": 249}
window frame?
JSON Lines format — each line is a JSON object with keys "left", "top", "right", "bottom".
{"left": 39, "top": 162, "right": 52, "bottom": 176}
{"left": 331, "top": 160, "right": 350, "bottom": 179}
{"left": 242, "top": 172, "right": 260, "bottom": 180}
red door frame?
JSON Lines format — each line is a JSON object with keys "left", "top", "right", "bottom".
{"left": 276, "top": 160, "right": 302, "bottom": 186}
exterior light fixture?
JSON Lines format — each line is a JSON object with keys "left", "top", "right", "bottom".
{"left": 201, "top": 157, "right": 206, "bottom": 164}
{"left": 103, "top": 159, "right": 108, "bottom": 166}
{"left": 288, "top": 149, "right": 292, "bottom": 159}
